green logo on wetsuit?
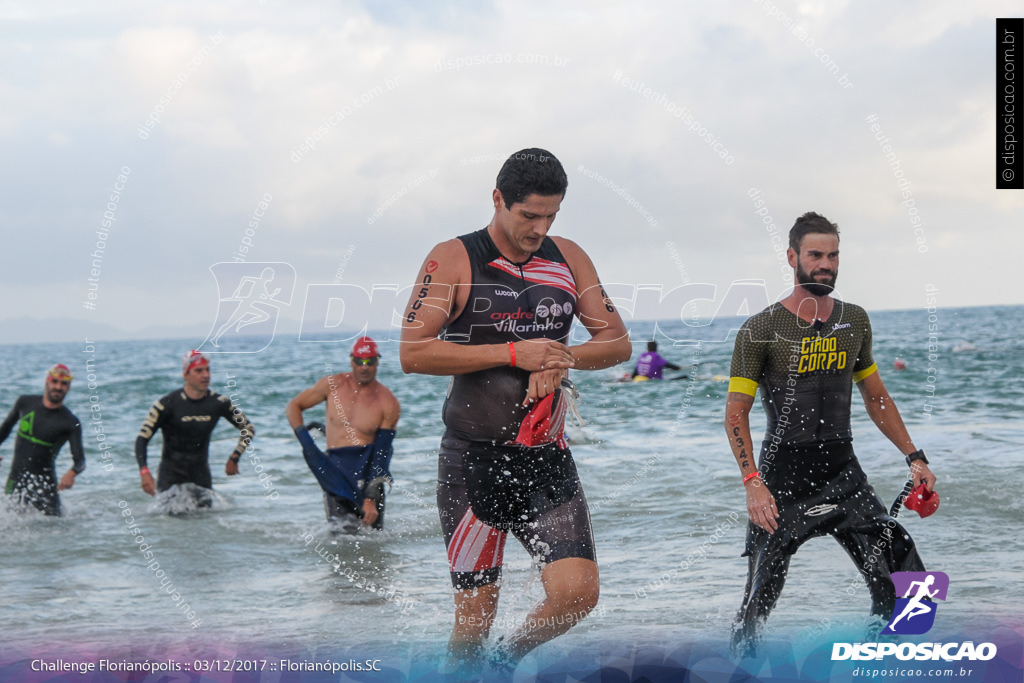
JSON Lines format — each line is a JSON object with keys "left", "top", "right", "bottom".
{"left": 17, "top": 411, "right": 53, "bottom": 447}
{"left": 19, "top": 411, "right": 34, "bottom": 437}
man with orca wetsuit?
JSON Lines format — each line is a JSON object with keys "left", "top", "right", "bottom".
{"left": 135, "top": 351, "right": 253, "bottom": 503}
{"left": 400, "top": 148, "right": 631, "bottom": 670}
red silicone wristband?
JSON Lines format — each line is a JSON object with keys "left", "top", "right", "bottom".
{"left": 508, "top": 341, "right": 516, "bottom": 368}
{"left": 742, "top": 471, "right": 761, "bottom": 484}
{"left": 140, "top": 467, "right": 151, "bottom": 476}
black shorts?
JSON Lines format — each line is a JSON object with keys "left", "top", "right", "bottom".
{"left": 437, "top": 430, "right": 596, "bottom": 590}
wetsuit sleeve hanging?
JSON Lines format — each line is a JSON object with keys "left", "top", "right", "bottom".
{"left": 366, "top": 428, "right": 396, "bottom": 488}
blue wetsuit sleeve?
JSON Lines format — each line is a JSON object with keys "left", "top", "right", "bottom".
{"left": 294, "top": 426, "right": 317, "bottom": 454}
{"left": 294, "top": 426, "right": 362, "bottom": 503}
{"left": 367, "top": 429, "right": 396, "bottom": 484}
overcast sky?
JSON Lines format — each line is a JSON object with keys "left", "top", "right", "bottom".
{"left": 1, "top": 0, "right": 1021, "bottom": 344}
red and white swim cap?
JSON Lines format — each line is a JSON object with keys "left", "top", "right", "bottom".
{"left": 351, "top": 337, "right": 379, "bottom": 359}
{"left": 182, "top": 350, "right": 210, "bottom": 373}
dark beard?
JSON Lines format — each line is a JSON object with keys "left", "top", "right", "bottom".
{"left": 800, "top": 281, "right": 834, "bottom": 297}
{"left": 796, "top": 261, "right": 836, "bottom": 297}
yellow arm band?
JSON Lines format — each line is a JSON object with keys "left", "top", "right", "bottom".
{"left": 853, "top": 363, "right": 878, "bottom": 383}
{"left": 727, "top": 377, "right": 758, "bottom": 397}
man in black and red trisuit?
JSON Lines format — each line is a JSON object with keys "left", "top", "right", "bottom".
{"left": 400, "top": 149, "right": 631, "bottom": 670}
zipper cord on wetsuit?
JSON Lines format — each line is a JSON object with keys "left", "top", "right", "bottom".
{"left": 517, "top": 263, "right": 532, "bottom": 310}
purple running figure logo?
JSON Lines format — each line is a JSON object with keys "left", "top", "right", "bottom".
{"left": 884, "top": 571, "right": 949, "bottom": 635}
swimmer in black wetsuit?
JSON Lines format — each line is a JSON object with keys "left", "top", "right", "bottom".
{"left": 0, "top": 364, "right": 85, "bottom": 516}
{"left": 400, "top": 149, "right": 631, "bottom": 671}
{"left": 724, "top": 212, "right": 937, "bottom": 656}
{"left": 135, "top": 351, "right": 254, "bottom": 503}
{"left": 286, "top": 336, "right": 401, "bottom": 532}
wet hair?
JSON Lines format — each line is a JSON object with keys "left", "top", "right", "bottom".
{"left": 646, "top": 341, "right": 658, "bottom": 352}
{"left": 789, "top": 211, "right": 840, "bottom": 252}
{"left": 495, "top": 148, "right": 568, "bottom": 208}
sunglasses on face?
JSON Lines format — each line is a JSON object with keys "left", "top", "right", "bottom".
{"left": 351, "top": 356, "right": 379, "bottom": 366}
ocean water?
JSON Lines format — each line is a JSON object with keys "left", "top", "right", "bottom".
{"left": 0, "top": 304, "right": 1021, "bottom": 676}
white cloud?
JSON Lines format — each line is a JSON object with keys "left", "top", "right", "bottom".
{"left": 1, "top": 0, "right": 1022, "bottom": 341}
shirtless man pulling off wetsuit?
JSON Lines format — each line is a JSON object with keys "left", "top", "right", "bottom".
{"left": 287, "top": 336, "right": 400, "bottom": 530}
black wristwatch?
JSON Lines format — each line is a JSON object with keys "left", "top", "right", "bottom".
{"left": 905, "top": 449, "right": 928, "bottom": 466}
